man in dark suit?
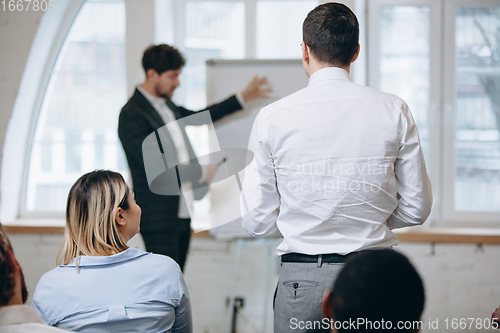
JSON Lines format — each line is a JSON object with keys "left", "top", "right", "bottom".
{"left": 118, "top": 44, "right": 269, "bottom": 270}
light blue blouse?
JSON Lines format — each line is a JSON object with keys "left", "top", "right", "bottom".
{"left": 31, "top": 248, "right": 192, "bottom": 333}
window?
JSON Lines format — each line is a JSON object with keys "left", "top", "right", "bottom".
{"left": 453, "top": 6, "right": 500, "bottom": 212}
{"left": 24, "top": 0, "right": 128, "bottom": 214}
{"left": 378, "top": 5, "right": 431, "bottom": 160}
{"left": 157, "top": 0, "right": 320, "bottom": 110}
{"left": 370, "top": 0, "right": 500, "bottom": 225}
{"left": 443, "top": 0, "right": 500, "bottom": 223}
{"left": 155, "top": 0, "right": 319, "bottom": 224}
{"left": 256, "top": 1, "right": 318, "bottom": 59}
{"left": 177, "top": 1, "right": 245, "bottom": 110}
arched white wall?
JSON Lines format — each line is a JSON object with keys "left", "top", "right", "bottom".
{"left": 0, "top": 0, "right": 85, "bottom": 222}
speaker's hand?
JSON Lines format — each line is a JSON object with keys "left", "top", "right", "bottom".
{"left": 205, "top": 164, "right": 218, "bottom": 184}
{"left": 241, "top": 76, "right": 272, "bottom": 102}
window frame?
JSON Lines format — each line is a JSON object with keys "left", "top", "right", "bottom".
{"left": 442, "top": 0, "right": 500, "bottom": 226}
{"left": 369, "top": 0, "right": 500, "bottom": 226}
{"left": 164, "top": 0, "right": 332, "bottom": 59}
{"left": 368, "top": 0, "right": 443, "bottom": 225}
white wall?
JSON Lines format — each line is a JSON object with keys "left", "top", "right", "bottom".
{"left": 0, "top": 9, "right": 43, "bottom": 162}
{"left": 0, "top": 0, "right": 84, "bottom": 222}
{"left": 7, "top": 233, "right": 500, "bottom": 333}
{"left": 0, "top": 8, "right": 44, "bottom": 218}
{"left": 397, "top": 243, "right": 500, "bottom": 333}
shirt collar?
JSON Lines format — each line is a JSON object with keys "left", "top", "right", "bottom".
{"left": 137, "top": 84, "right": 166, "bottom": 108}
{"left": 65, "top": 248, "right": 149, "bottom": 268}
{"left": 308, "top": 67, "right": 351, "bottom": 87}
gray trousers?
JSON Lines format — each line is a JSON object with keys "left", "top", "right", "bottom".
{"left": 274, "top": 261, "right": 344, "bottom": 333}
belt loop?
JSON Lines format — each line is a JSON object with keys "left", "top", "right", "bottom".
{"left": 317, "top": 254, "right": 323, "bottom": 267}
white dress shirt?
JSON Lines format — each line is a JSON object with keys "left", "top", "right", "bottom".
{"left": 241, "top": 67, "right": 432, "bottom": 256}
{"left": 137, "top": 85, "right": 194, "bottom": 218}
{"left": 137, "top": 85, "right": 246, "bottom": 219}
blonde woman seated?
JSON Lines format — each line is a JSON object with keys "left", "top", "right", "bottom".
{"left": 31, "top": 170, "right": 192, "bottom": 333}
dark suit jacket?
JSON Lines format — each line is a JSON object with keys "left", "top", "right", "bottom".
{"left": 118, "top": 89, "right": 242, "bottom": 233}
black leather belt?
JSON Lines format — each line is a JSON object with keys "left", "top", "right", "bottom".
{"left": 281, "top": 252, "right": 354, "bottom": 264}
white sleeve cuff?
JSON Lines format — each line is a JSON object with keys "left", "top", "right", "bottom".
{"left": 235, "top": 92, "right": 247, "bottom": 109}
{"left": 199, "top": 165, "right": 207, "bottom": 183}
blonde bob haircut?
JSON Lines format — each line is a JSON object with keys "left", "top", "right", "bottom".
{"left": 57, "top": 170, "right": 130, "bottom": 267}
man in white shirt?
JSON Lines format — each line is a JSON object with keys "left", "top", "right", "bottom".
{"left": 0, "top": 224, "right": 68, "bottom": 332}
{"left": 240, "top": 3, "right": 432, "bottom": 332}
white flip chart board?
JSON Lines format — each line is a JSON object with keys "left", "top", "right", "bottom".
{"left": 206, "top": 59, "right": 309, "bottom": 239}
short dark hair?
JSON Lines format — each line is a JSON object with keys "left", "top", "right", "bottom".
{"left": 302, "top": 2, "right": 359, "bottom": 66}
{"left": 142, "top": 44, "right": 186, "bottom": 75}
{"left": 0, "top": 223, "right": 27, "bottom": 306}
{"left": 331, "top": 250, "right": 425, "bottom": 332}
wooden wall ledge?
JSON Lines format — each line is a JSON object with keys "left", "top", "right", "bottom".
{"left": 394, "top": 227, "right": 500, "bottom": 244}
{"left": 5, "top": 225, "right": 65, "bottom": 235}
{"left": 4, "top": 225, "right": 212, "bottom": 238}
{"left": 4, "top": 225, "right": 500, "bottom": 244}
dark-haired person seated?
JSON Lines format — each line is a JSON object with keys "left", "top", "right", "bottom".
{"left": 321, "top": 250, "right": 424, "bottom": 333}
{"left": 31, "top": 170, "right": 192, "bottom": 332}
{"left": 0, "top": 223, "right": 68, "bottom": 332}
